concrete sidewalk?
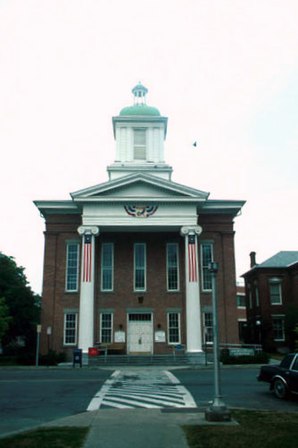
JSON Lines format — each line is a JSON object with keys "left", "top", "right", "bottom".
{"left": 42, "top": 408, "right": 237, "bottom": 448}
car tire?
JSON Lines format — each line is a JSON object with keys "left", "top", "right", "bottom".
{"left": 273, "top": 378, "right": 288, "bottom": 399}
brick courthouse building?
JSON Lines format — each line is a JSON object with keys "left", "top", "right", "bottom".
{"left": 35, "top": 84, "right": 245, "bottom": 361}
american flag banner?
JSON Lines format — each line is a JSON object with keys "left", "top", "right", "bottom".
{"left": 188, "top": 234, "right": 197, "bottom": 282}
{"left": 83, "top": 234, "right": 92, "bottom": 282}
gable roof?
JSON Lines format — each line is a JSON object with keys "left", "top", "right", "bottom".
{"left": 242, "top": 251, "right": 298, "bottom": 277}
{"left": 258, "top": 251, "right": 298, "bottom": 268}
{"left": 35, "top": 173, "right": 245, "bottom": 218}
{"left": 70, "top": 172, "right": 210, "bottom": 203}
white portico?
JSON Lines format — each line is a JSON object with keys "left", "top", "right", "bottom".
{"left": 73, "top": 173, "right": 209, "bottom": 353}
{"left": 72, "top": 83, "right": 209, "bottom": 354}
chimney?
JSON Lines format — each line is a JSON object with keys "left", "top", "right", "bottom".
{"left": 250, "top": 251, "right": 256, "bottom": 268}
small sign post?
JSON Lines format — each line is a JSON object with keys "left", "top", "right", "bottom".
{"left": 205, "top": 262, "right": 231, "bottom": 422}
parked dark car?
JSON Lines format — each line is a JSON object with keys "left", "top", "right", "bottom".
{"left": 257, "top": 353, "right": 298, "bottom": 399}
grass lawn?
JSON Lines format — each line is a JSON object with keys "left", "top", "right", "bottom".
{"left": 184, "top": 410, "right": 298, "bottom": 448}
{"left": 0, "top": 427, "right": 89, "bottom": 448}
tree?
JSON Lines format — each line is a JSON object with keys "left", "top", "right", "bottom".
{"left": 0, "top": 252, "right": 40, "bottom": 353}
{"left": 0, "top": 297, "right": 11, "bottom": 342}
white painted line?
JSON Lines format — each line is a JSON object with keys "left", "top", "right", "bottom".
{"left": 101, "top": 400, "right": 134, "bottom": 409}
{"left": 164, "top": 370, "right": 197, "bottom": 408}
{"left": 108, "top": 389, "right": 185, "bottom": 400}
{"left": 86, "top": 370, "right": 121, "bottom": 411}
{"left": 105, "top": 391, "right": 184, "bottom": 407}
{"left": 102, "top": 396, "right": 162, "bottom": 408}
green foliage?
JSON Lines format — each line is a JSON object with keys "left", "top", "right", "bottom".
{"left": 0, "top": 252, "right": 40, "bottom": 353}
{"left": 0, "top": 296, "right": 11, "bottom": 341}
{"left": 0, "top": 427, "right": 89, "bottom": 448}
{"left": 39, "top": 350, "right": 66, "bottom": 366}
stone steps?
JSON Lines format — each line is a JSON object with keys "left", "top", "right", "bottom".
{"left": 87, "top": 353, "right": 208, "bottom": 366}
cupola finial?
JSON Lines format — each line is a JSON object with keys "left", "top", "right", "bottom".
{"left": 132, "top": 82, "right": 148, "bottom": 105}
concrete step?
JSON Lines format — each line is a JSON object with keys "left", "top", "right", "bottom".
{"left": 87, "top": 353, "right": 208, "bottom": 366}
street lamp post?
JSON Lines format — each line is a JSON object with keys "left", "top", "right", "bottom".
{"left": 205, "top": 262, "right": 231, "bottom": 422}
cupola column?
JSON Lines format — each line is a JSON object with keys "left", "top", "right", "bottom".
{"left": 77, "top": 226, "right": 99, "bottom": 353}
{"left": 180, "top": 225, "right": 203, "bottom": 353}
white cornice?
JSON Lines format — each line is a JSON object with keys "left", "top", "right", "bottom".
{"left": 74, "top": 197, "right": 206, "bottom": 204}
{"left": 199, "top": 199, "right": 246, "bottom": 216}
{"left": 34, "top": 200, "right": 80, "bottom": 217}
{"left": 112, "top": 115, "right": 168, "bottom": 138}
{"left": 71, "top": 172, "right": 210, "bottom": 200}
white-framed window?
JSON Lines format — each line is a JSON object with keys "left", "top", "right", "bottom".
{"left": 272, "top": 315, "right": 285, "bottom": 341}
{"left": 100, "top": 313, "right": 113, "bottom": 343}
{"left": 133, "top": 128, "right": 146, "bottom": 160}
{"left": 203, "top": 312, "right": 213, "bottom": 344}
{"left": 269, "top": 278, "right": 282, "bottom": 305}
{"left": 134, "top": 243, "right": 146, "bottom": 291}
{"left": 63, "top": 312, "right": 78, "bottom": 345}
{"left": 167, "top": 243, "right": 179, "bottom": 291}
{"left": 101, "top": 243, "right": 114, "bottom": 291}
{"left": 200, "top": 242, "right": 213, "bottom": 291}
{"left": 167, "top": 312, "right": 181, "bottom": 344}
{"left": 65, "top": 242, "right": 80, "bottom": 292}
{"left": 236, "top": 293, "right": 246, "bottom": 308}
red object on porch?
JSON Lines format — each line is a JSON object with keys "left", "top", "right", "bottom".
{"left": 88, "top": 347, "right": 98, "bottom": 357}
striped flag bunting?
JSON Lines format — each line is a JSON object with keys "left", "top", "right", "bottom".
{"left": 188, "top": 235, "right": 197, "bottom": 282}
{"left": 83, "top": 234, "right": 92, "bottom": 282}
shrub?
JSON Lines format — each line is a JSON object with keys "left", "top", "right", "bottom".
{"left": 39, "top": 350, "right": 66, "bottom": 366}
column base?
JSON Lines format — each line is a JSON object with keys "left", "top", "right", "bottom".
{"left": 186, "top": 352, "right": 205, "bottom": 364}
{"left": 205, "top": 400, "right": 231, "bottom": 422}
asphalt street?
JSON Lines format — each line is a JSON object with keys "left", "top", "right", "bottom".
{"left": 0, "top": 365, "right": 297, "bottom": 437}
{"left": 0, "top": 367, "right": 112, "bottom": 436}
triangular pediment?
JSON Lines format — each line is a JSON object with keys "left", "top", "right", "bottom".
{"left": 71, "top": 173, "right": 209, "bottom": 202}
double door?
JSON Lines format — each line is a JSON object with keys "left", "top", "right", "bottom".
{"left": 127, "top": 313, "right": 153, "bottom": 354}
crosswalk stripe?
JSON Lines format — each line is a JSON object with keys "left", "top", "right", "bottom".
{"left": 106, "top": 392, "right": 185, "bottom": 407}
{"left": 87, "top": 369, "right": 197, "bottom": 410}
{"left": 108, "top": 390, "right": 185, "bottom": 402}
{"left": 164, "top": 370, "right": 197, "bottom": 408}
{"left": 102, "top": 397, "right": 162, "bottom": 408}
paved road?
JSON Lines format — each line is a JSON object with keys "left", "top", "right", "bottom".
{"left": 0, "top": 367, "right": 112, "bottom": 436}
{"left": 173, "top": 366, "right": 298, "bottom": 411}
{"left": 0, "top": 365, "right": 297, "bottom": 437}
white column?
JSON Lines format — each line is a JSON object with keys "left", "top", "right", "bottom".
{"left": 180, "top": 225, "right": 203, "bottom": 353}
{"left": 77, "top": 226, "right": 99, "bottom": 353}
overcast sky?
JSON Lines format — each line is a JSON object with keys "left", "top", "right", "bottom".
{"left": 0, "top": 0, "right": 297, "bottom": 294}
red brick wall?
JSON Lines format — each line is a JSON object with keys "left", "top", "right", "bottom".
{"left": 40, "top": 213, "right": 239, "bottom": 355}
{"left": 40, "top": 214, "right": 81, "bottom": 356}
{"left": 199, "top": 215, "right": 239, "bottom": 344}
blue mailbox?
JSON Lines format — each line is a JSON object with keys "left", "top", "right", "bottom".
{"left": 73, "top": 348, "right": 82, "bottom": 367}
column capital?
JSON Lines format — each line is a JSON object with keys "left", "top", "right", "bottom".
{"left": 78, "top": 226, "right": 100, "bottom": 237}
{"left": 180, "top": 225, "right": 203, "bottom": 237}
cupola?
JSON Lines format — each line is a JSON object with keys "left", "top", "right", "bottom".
{"left": 108, "top": 84, "right": 172, "bottom": 181}
{"left": 119, "top": 83, "right": 161, "bottom": 117}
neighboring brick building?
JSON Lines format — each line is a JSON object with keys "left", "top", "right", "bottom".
{"left": 35, "top": 83, "right": 245, "bottom": 361}
{"left": 236, "top": 284, "right": 247, "bottom": 343}
{"left": 242, "top": 251, "right": 298, "bottom": 352}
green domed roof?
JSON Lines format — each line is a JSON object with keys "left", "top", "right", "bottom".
{"left": 120, "top": 103, "right": 160, "bottom": 116}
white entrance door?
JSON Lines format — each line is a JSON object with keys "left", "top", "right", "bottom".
{"left": 127, "top": 314, "right": 153, "bottom": 354}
